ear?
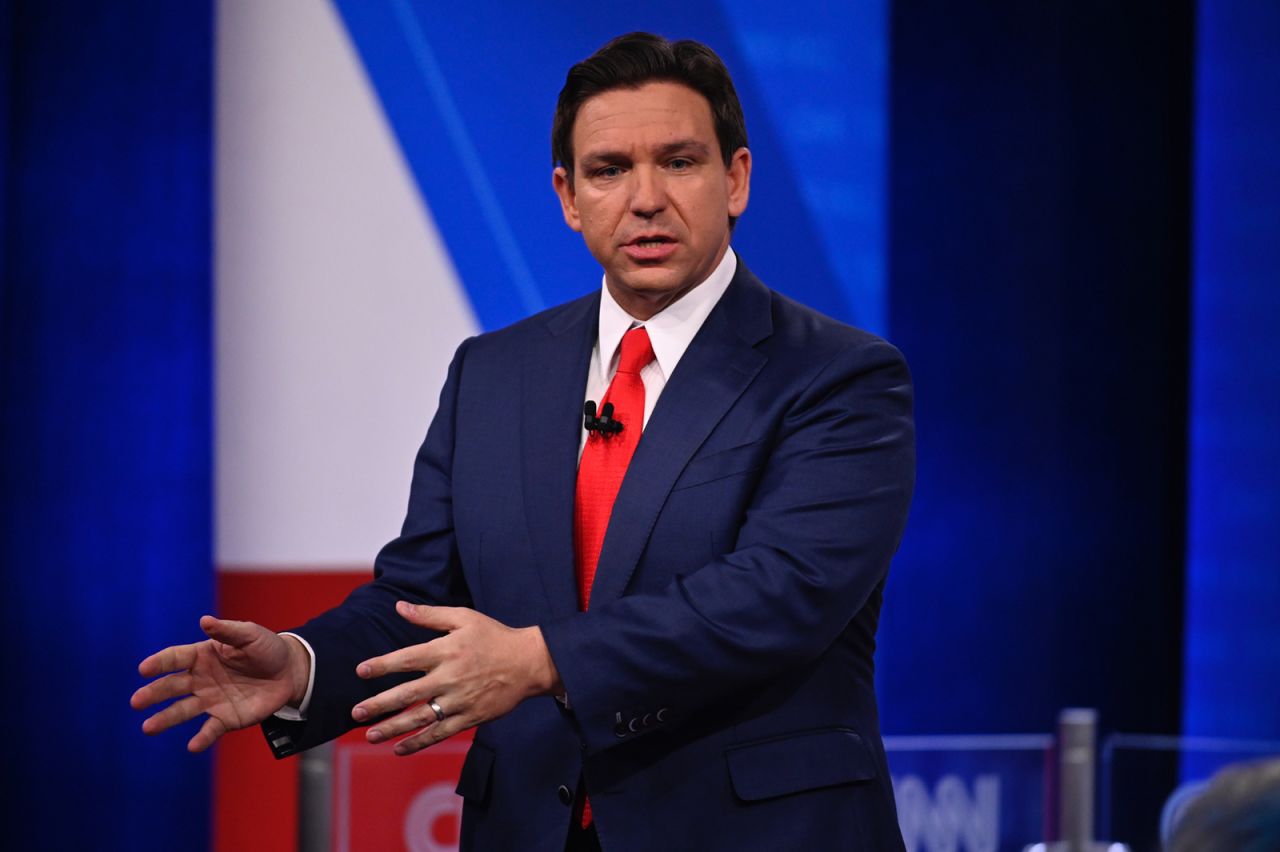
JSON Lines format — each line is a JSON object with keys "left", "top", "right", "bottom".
{"left": 552, "top": 167, "right": 583, "bottom": 232}
{"left": 725, "top": 147, "right": 751, "bottom": 219}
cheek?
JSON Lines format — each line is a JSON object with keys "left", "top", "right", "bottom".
{"left": 577, "top": 197, "right": 618, "bottom": 240}
{"left": 578, "top": 213, "right": 604, "bottom": 246}
{"left": 574, "top": 211, "right": 614, "bottom": 262}
{"left": 686, "top": 201, "right": 727, "bottom": 242}
{"left": 677, "top": 184, "right": 728, "bottom": 233}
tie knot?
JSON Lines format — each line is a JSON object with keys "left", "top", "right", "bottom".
{"left": 616, "top": 327, "right": 655, "bottom": 375}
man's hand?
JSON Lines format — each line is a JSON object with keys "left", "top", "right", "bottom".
{"left": 131, "top": 616, "right": 310, "bottom": 753}
{"left": 351, "top": 602, "right": 562, "bottom": 755}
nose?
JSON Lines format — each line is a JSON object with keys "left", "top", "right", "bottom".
{"left": 628, "top": 166, "right": 666, "bottom": 218}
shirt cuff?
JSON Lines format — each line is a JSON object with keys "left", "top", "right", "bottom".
{"left": 272, "top": 632, "right": 316, "bottom": 721}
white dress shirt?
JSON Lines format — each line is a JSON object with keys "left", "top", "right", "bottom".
{"left": 580, "top": 247, "right": 737, "bottom": 457}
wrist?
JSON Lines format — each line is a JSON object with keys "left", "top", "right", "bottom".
{"left": 521, "top": 626, "right": 564, "bottom": 698}
{"left": 281, "top": 634, "right": 311, "bottom": 706}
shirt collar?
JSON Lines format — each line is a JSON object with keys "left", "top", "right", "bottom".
{"left": 597, "top": 247, "right": 737, "bottom": 380}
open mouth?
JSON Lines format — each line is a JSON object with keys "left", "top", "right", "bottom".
{"left": 629, "top": 236, "right": 675, "bottom": 248}
{"left": 623, "top": 237, "right": 678, "bottom": 262}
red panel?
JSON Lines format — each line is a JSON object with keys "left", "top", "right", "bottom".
{"left": 336, "top": 733, "right": 473, "bottom": 852}
{"left": 214, "top": 569, "right": 370, "bottom": 852}
{"left": 213, "top": 569, "right": 474, "bottom": 852}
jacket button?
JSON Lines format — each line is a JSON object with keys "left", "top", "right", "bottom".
{"left": 656, "top": 708, "right": 668, "bottom": 722}
{"left": 557, "top": 785, "right": 573, "bottom": 806}
{"left": 614, "top": 712, "right": 629, "bottom": 738}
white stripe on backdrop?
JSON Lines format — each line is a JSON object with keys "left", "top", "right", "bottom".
{"left": 215, "top": 0, "right": 479, "bottom": 570}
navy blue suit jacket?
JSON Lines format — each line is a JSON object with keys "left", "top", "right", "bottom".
{"left": 264, "top": 261, "right": 915, "bottom": 851}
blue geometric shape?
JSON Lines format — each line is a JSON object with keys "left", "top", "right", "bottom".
{"left": 721, "top": 0, "right": 888, "bottom": 334}
{"left": 333, "top": 0, "right": 875, "bottom": 332}
{"left": 1183, "top": 0, "right": 1280, "bottom": 741}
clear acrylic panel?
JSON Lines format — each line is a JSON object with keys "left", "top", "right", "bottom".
{"left": 1099, "top": 734, "right": 1280, "bottom": 852}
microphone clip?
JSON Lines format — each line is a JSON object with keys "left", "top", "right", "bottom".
{"left": 584, "top": 400, "right": 624, "bottom": 438}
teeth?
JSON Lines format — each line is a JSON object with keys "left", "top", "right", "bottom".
{"left": 636, "top": 240, "right": 667, "bottom": 248}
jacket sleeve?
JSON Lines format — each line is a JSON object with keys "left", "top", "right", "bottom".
{"left": 262, "top": 337, "right": 476, "bottom": 757}
{"left": 538, "top": 337, "right": 915, "bottom": 755}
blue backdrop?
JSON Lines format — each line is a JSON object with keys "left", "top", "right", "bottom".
{"left": 0, "top": 2, "right": 212, "bottom": 850}
{"left": 880, "top": 0, "right": 1195, "bottom": 738}
{"left": 1183, "top": 0, "right": 1280, "bottom": 741}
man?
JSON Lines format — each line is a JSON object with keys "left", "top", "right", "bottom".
{"left": 133, "top": 32, "right": 914, "bottom": 851}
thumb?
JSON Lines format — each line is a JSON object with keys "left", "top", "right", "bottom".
{"left": 199, "top": 615, "right": 263, "bottom": 648}
{"left": 395, "top": 601, "right": 467, "bottom": 631}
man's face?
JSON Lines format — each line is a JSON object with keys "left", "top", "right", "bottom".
{"left": 553, "top": 81, "right": 751, "bottom": 320}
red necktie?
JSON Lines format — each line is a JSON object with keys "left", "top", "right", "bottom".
{"left": 573, "top": 325, "right": 655, "bottom": 828}
{"left": 575, "top": 326, "right": 655, "bottom": 610}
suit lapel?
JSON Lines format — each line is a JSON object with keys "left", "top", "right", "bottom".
{"left": 587, "top": 264, "right": 773, "bottom": 607}
{"left": 521, "top": 293, "right": 598, "bottom": 620}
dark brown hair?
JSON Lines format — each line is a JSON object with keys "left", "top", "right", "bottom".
{"left": 1168, "top": 757, "right": 1280, "bottom": 852}
{"left": 551, "top": 32, "right": 748, "bottom": 181}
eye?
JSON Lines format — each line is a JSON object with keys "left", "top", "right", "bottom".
{"left": 594, "top": 165, "right": 624, "bottom": 179}
{"left": 668, "top": 158, "right": 693, "bottom": 171}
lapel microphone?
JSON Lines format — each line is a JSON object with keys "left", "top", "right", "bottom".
{"left": 583, "top": 400, "right": 624, "bottom": 438}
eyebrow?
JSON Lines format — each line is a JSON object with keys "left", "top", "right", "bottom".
{"left": 655, "top": 139, "right": 712, "bottom": 159}
{"left": 579, "top": 139, "right": 713, "bottom": 169}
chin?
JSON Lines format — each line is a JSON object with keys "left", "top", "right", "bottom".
{"left": 622, "top": 263, "right": 690, "bottom": 285}
{"left": 619, "top": 274, "right": 689, "bottom": 298}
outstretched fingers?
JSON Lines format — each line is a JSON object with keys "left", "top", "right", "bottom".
{"left": 392, "top": 711, "right": 468, "bottom": 756}
{"left": 137, "top": 641, "right": 201, "bottom": 680}
{"left": 140, "top": 694, "right": 205, "bottom": 736}
{"left": 130, "top": 671, "right": 194, "bottom": 712}
{"left": 356, "top": 642, "right": 439, "bottom": 681}
{"left": 393, "top": 600, "right": 470, "bottom": 632}
{"left": 365, "top": 700, "right": 447, "bottom": 746}
{"left": 188, "top": 714, "right": 229, "bottom": 753}
{"left": 352, "top": 675, "right": 432, "bottom": 725}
